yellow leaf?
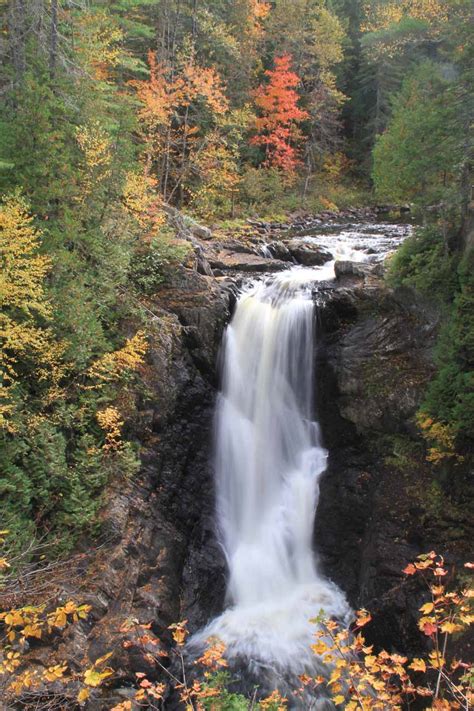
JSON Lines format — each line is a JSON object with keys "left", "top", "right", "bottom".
{"left": 84, "top": 667, "right": 113, "bottom": 687}
{"left": 51, "top": 610, "right": 67, "bottom": 628}
{"left": 312, "top": 641, "right": 330, "bottom": 655}
{"left": 94, "top": 652, "right": 113, "bottom": 667}
{"left": 440, "top": 621, "right": 462, "bottom": 634}
{"left": 332, "top": 695, "right": 345, "bottom": 705}
{"left": 169, "top": 620, "right": 188, "bottom": 647}
{"left": 428, "top": 652, "right": 445, "bottom": 669}
{"left": 419, "top": 602, "right": 434, "bottom": 614}
{"left": 23, "top": 623, "right": 42, "bottom": 639}
{"left": 77, "top": 688, "right": 90, "bottom": 704}
{"left": 43, "top": 664, "right": 67, "bottom": 682}
{"left": 409, "top": 658, "right": 426, "bottom": 672}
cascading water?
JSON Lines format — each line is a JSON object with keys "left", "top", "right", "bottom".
{"left": 192, "top": 266, "right": 351, "bottom": 682}
{"left": 190, "top": 222, "right": 411, "bottom": 700}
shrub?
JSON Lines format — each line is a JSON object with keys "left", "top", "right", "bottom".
{"left": 239, "top": 167, "right": 286, "bottom": 213}
{"left": 129, "top": 230, "right": 190, "bottom": 295}
{"left": 423, "top": 250, "right": 474, "bottom": 446}
{"left": 386, "top": 225, "right": 458, "bottom": 305}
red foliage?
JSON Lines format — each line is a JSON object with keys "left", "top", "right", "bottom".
{"left": 251, "top": 54, "right": 308, "bottom": 171}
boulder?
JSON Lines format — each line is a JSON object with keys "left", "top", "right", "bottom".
{"left": 191, "top": 223, "right": 212, "bottom": 240}
{"left": 221, "top": 239, "right": 257, "bottom": 254}
{"left": 286, "top": 239, "right": 333, "bottom": 266}
{"left": 266, "top": 241, "right": 293, "bottom": 261}
{"left": 208, "top": 250, "right": 289, "bottom": 272}
{"left": 334, "top": 260, "right": 384, "bottom": 279}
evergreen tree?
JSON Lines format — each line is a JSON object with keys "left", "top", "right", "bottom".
{"left": 372, "top": 62, "right": 460, "bottom": 205}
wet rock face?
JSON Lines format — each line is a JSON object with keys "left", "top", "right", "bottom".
{"left": 138, "top": 269, "right": 231, "bottom": 631}
{"left": 208, "top": 250, "right": 289, "bottom": 273}
{"left": 325, "top": 286, "right": 438, "bottom": 434}
{"left": 313, "top": 281, "right": 474, "bottom": 653}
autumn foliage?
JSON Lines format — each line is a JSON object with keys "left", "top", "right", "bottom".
{"left": 308, "top": 553, "right": 473, "bottom": 710}
{"left": 132, "top": 51, "right": 229, "bottom": 202}
{"left": 0, "top": 194, "right": 59, "bottom": 426}
{"left": 251, "top": 54, "right": 308, "bottom": 171}
{"left": 2, "top": 545, "right": 471, "bottom": 709}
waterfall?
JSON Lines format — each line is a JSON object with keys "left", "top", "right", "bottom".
{"left": 193, "top": 268, "right": 350, "bottom": 677}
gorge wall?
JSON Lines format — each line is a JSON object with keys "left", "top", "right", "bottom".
{"left": 315, "top": 277, "right": 473, "bottom": 655}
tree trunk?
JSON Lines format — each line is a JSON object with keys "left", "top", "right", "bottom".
{"left": 49, "top": 0, "right": 58, "bottom": 80}
{"left": 458, "top": 147, "right": 473, "bottom": 255}
{"left": 8, "top": 0, "right": 27, "bottom": 84}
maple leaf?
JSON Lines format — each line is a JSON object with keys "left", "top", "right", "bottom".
{"left": 440, "top": 621, "right": 463, "bottom": 634}
{"left": 421, "top": 621, "right": 438, "bottom": 636}
{"left": 419, "top": 602, "right": 435, "bottom": 614}
{"left": 354, "top": 609, "right": 372, "bottom": 628}
{"left": 169, "top": 620, "right": 188, "bottom": 646}
{"left": 409, "top": 658, "right": 426, "bottom": 672}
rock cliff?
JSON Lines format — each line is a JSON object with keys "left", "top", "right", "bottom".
{"left": 314, "top": 271, "right": 473, "bottom": 655}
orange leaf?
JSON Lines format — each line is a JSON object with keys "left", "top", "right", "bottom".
{"left": 421, "top": 622, "right": 438, "bottom": 637}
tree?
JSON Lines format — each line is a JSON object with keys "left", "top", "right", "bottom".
{"left": 133, "top": 50, "right": 229, "bottom": 202}
{"left": 251, "top": 54, "right": 308, "bottom": 171}
{"left": 0, "top": 2, "right": 152, "bottom": 551}
{"left": 372, "top": 62, "right": 460, "bottom": 205}
{"left": 0, "top": 193, "right": 62, "bottom": 426}
{"left": 265, "top": 0, "right": 347, "bottom": 179}
{"left": 354, "top": 0, "right": 471, "bottom": 159}
{"left": 191, "top": 131, "right": 240, "bottom": 218}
